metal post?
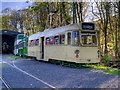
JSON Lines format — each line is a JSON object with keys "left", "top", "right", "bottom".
{"left": 49, "top": 13, "right": 54, "bottom": 28}
{"left": 72, "top": 1, "right": 75, "bottom": 24}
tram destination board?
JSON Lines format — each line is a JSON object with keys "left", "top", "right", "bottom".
{"left": 82, "top": 23, "right": 95, "bottom": 30}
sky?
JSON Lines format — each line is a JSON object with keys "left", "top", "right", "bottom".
{"left": 0, "top": 1, "right": 33, "bottom": 13}
{"left": 0, "top": 0, "right": 97, "bottom": 22}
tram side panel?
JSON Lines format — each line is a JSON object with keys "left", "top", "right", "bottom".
{"left": 23, "top": 37, "right": 28, "bottom": 56}
{"left": 34, "top": 38, "right": 43, "bottom": 60}
{"left": 28, "top": 39, "right": 41, "bottom": 60}
{"left": 43, "top": 32, "right": 100, "bottom": 63}
{"left": 34, "top": 45, "right": 41, "bottom": 60}
{"left": 28, "top": 40, "right": 35, "bottom": 57}
{"left": 66, "top": 46, "right": 100, "bottom": 63}
{"left": 44, "top": 45, "right": 67, "bottom": 61}
{"left": 44, "top": 45, "right": 99, "bottom": 63}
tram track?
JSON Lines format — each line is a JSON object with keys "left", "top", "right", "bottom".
{"left": 2, "top": 60, "right": 57, "bottom": 89}
{"left": 0, "top": 77, "right": 12, "bottom": 90}
{"left": 2, "top": 55, "right": 119, "bottom": 88}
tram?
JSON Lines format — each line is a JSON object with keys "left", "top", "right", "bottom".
{"left": 28, "top": 22, "right": 100, "bottom": 63}
{"left": 14, "top": 34, "right": 24, "bottom": 55}
{"left": 18, "top": 36, "right": 28, "bottom": 56}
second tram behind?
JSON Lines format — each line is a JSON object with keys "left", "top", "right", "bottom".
{"left": 14, "top": 34, "right": 24, "bottom": 55}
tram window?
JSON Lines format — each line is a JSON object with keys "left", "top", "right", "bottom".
{"left": 49, "top": 37, "right": 54, "bottom": 45}
{"left": 31, "top": 40, "right": 34, "bottom": 46}
{"left": 67, "top": 32, "right": 71, "bottom": 45}
{"left": 19, "top": 43, "right": 21, "bottom": 48}
{"left": 23, "top": 41, "right": 26, "bottom": 47}
{"left": 60, "top": 35, "right": 65, "bottom": 44}
{"left": 19, "top": 42, "right": 21, "bottom": 47}
{"left": 72, "top": 31, "right": 80, "bottom": 46}
{"left": 26, "top": 42, "right": 28, "bottom": 47}
{"left": 22, "top": 42, "right": 24, "bottom": 47}
{"left": 24, "top": 41, "right": 27, "bottom": 47}
{"left": 35, "top": 39, "right": 39, "bottom": 46}
{"left": 46, "top": 37, "right": 50, "bottom": 45}
{"left": 81, "top": 35, "right": 97, "bottom": 46}
{"left": 93, "top": 35, "right": 97, "bottom": 44}
{"left": 54, "top": 36, "right": 59, "bottom": 45}
{"left": 18, "top": 35, "right": 24, "bottom": 39}
{"left": 18, "top": 44, "right": 20, "bottom": 48}
{"left": 22, "top": 42, "right": 23, "bottom": 47}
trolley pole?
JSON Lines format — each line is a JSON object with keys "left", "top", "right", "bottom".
{"left": 49, "top": 13, "right": 53, "bottom": 28}
{"left": 72, "top": 1, "right": 75, "bottom": 24}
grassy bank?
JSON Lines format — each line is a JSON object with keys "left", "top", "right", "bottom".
{"left": 89, "top": 64, "right": 120, "bottom": 77}
{"left": 10, "top": 55, "right": 21, "bottom": 59}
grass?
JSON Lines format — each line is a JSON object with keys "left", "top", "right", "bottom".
{"left": 8, "top": 55, "right": 120, "bottom": 77}
{"left": 10, "top": 55, "right": 21, "bottom": 60}
{"left": 88, "top": 64, "right": 120, "bottom": 77}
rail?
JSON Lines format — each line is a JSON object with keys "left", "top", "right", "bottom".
{"left": 0, "top": 77, "right": 12, "bottom": 90}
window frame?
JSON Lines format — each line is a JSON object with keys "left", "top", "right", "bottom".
{"left": 71, "top": 30, "right": 80, "bottom": 46}
{"left": 29, "top": 40, "right": 35, "bottom": 47}
{"left": 80, "top": 33, "right": 98, "bottom": 47}
{"left": 54, "top": 35, "right": 60, "bottom": 45}
{"left": 45, "top": 37, "right": 50, "bottom": 45}
{"left": 35, "top": 39, "right": 39, "bottom": 46}
{"left": 60, "top": 34, "right": 65, "bottom": 45}
{"left": 67, "top": 31, "right": 72, "bottom": 45}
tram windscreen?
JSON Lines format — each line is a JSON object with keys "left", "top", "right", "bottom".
{"left": 81, "top": 35, "right": 97, "bottom": 46}
{"left": 18, "top": 35, "right": 24, "bottom": 39}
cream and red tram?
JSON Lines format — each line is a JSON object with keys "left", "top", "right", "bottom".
{"left": 28, "top": 22, "right": 100, "bottom": 63}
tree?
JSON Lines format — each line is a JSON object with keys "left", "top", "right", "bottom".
{"left": 92, "top": 2, "right": 112, "bottom": 54}
{"left": 2, "top": 15, "right": 10, "bottom": 30}
{"left": 1, "top": 8, "right": 12, "bottom": 30}
{"left": 9, "top": 10, "right": 19, "bottom": 30}
{"left": 72, "top": 2, "right": 88, "bottom": 23}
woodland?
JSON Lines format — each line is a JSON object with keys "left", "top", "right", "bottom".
{"left": 1, "top": 1, "right": 120, "bottom": 63}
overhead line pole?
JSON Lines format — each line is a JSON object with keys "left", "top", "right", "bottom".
{"left": 72, "top": 1, "right": 75, "bottom": 24}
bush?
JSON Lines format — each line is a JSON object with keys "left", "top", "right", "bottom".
{"left": 101, "top": 54, "right": 111, "bottom": 66}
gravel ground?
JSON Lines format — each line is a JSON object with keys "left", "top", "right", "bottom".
{"left": 0, "top": 80, "right": 3, "bottom": 90}
{"left": 1, "top": 54, "right": 120, "bottom": 89}
{"left": 2, "top": 63, "right": 50, "bottom": 88}
{"left": 15, "top": 58, "right": 119, "bottom": 88}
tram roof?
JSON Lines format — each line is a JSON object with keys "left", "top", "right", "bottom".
{"left": 28, "top": 23, "right": 80, "bottom": 40}
{"left": 29, "top": 32, "right": 42, "bottom": 40}
{"left": 28, "top": 23, "right": 97, "bottom": 40}
{"left": 43, "top": 23, "right": 80, "bottom": 37}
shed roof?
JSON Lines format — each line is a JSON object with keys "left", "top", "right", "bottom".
{"left": 0, "top": 30, "right": 23, "bottom": 36}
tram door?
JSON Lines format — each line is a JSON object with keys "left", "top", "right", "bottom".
{"left": 41, "top": 37, "right": 44, "bottom": 59}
